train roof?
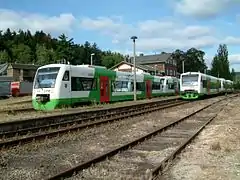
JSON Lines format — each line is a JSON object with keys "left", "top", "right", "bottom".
{"left": 181, "top": 72, "right": 218, "bottom": 79}
{"left": 181, "top": 72, "right": 234, "bottom": 82}
{"left": 38, "top": 64, "right": 109, "bottom": 69}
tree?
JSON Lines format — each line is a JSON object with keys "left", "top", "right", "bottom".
{"left": 0, "top": 50, "right": 10, "bottom": 63}
{"left": 55, "top": 34, "right": 74, "bottom": 63}
{"left": 36, "top": 44, "right": 56, "bottom": 65}
{"left": 101, "top": 53, "right": 124, "bottom": 68}
{"left": 172, "top": 48, "right": 207, "bottom": 73}
{"left": 231, "top": 68, "right": 236, "bottom": 81}
{"left": 172, "top": 49, "right": 185, "bottom": 73}
{"left": 12, "top": 44, "right": 33, "bottom": 64}
{"left": 210, "top": 44, "right": 231, "bottom": 80}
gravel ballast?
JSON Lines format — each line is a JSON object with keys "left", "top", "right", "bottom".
{"left": 161, "top": 96, "right": 240, "bottom": 180}
{"left": 0, "top": 96, "right": 227, "bottom": 179}
{"left": 0, "top": 96, "right": 179, "bottom": 123}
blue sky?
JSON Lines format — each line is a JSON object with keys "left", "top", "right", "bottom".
{"left": 1, "top": 0, "right": 240, "bottom": 70}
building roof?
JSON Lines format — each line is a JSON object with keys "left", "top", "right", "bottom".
{"left": 134, "top": 53, "right": 172, "bottom": 65}
{"left": 109, "top": 61, "right": 156, "bottom": 72}
{"left": 9, "top": 63, "right": 41, "bottom": 70}
{"left": 0, "top": 63, "right": 8, "bottom": 75}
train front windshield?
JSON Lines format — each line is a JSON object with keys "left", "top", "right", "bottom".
{"left": 181, "top": 74, "right": 199, "bottom": 86}
{"left": 34, "top": 67, "right": 60, "bottom": 89}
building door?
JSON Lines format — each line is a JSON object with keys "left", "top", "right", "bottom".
{"left": 146, "top": 80, "right": 152, "bottom": 99}
{"left": 100, "top": 76, "right": 110, "bottom": 103}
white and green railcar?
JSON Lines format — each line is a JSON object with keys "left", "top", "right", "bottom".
{"left": 32, "top": 64, "right": 180, "bottom": 110}
{"left": 180, "top": 72, "right": 220, "bottom": 99}
{"left": 180, "top": 72, "right": 233, "bottom": 100}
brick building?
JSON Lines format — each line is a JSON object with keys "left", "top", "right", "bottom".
{"left": 133, "top": 53, "right": 178, "bottom": 76}
{"left": 110, "top": 61, "right": 159, "bottom": 75}
{"left": 111, "top": 53, "right": 178, "bottom": 77}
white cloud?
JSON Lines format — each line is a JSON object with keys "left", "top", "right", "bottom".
{"left": 1, "top": 9, "right": 240, "bottom": 70}
{"left": 229, "top": 54, "right": 240, "bottom": 64}
{"left": 0, "top": 9, "right": 76, "bottom": 33}
{"left": 80, "top": 16, "right": 135, "bottom": 42}
{"left": 79, "top": 16, "right": 240, "bottom": 52}
{"left": 174, "top": 0, "right": 240, "bottom": 18}
{"left": 223, "top": 36, "right": 240, "bottom": 45}
{"left": 205, "top": 54, "right": 240, "bottom": 70}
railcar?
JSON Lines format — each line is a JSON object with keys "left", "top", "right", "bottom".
{"left": 180, "top": 72, "right": 233, "bottom": 100}
{"left": 225, "top": 80, "right": 234, "bottom": 92}
{"left": 32, "top": 64, "right": 180, "bottom": 110}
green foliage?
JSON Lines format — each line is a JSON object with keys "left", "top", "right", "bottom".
{"left": 101, "top": 53, "right": 124, "bottom": 68}
{"left": 172, "top": 48, "right": 207, "bottom": 73}
{"left": 0, "top": 28, "right": 125, "bottom": 67}
{"left": 233, "top": 80, "right": 240, "bottom": 89}
{"left": 210, "top": 44, "right": 232, "bottom": 80}
{"left": 231, "top": 68, "right": 236, "bottom": 81}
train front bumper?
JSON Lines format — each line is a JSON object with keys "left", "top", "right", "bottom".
{"left": 180, "top": 91, "right": 199, "bottom": 99}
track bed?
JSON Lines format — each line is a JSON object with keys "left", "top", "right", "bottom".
{"left": 66, "top": 95, "right": 232, "bottom": 180}
{"left": 0, "top": 96, "right": 223, "bottom": 179}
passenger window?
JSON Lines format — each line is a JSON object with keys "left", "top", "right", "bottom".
{"left": 62, "top": 71, "right": 69, "bottom": 81}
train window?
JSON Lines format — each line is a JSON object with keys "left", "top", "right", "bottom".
{"left": 113, "top": 81, "right": 131, "bottom": 92}
{"left": 71, "top": 77, "right": 83, "bottom": 91}
{"left": 62, "top": 71, "right": 69, "bottom": 81}
{"left": 136, "top": 82, "right": 144, "bottom": 91}
{"left": 160, "top": 79, "right": 164, "bottom": 85}
{"left": 168, "top": 83, "right": 174, "bottom": 89}
{"left": 202, "top": 80, "right": 207, "bottom": 88}
{"left": 71, "top": 77, "right": 96, "bottom": 91}
{"left": 152, "top": 82, "right": 161, "bottom": 90}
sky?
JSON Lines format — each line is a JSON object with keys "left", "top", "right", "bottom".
{"left": 1, "top": 0, "right": 240, "bottom": 70}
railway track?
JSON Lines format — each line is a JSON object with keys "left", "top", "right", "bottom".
{"left": 0, "top": 98, "right": 187, "bottom": 149}
{"left": 0, "top": 107, "right": 35, "bottom": 114}
{"left": 46, "top": 94, "right": 238, "bottom": 180}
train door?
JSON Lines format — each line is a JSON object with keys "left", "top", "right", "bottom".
{"left": 160, "top": 78, "right": 165, "bottom": 93}
{"left": 174, "top": 79, "right": 179, "bottom": 95}
{"left": 207, "top": 79, "right": 211, "bottom": 95}
{"left": 146, "top": 80, "right": 151, "bottom": 99}
{"left": 100, "top": 76, "right": 110, "bottom": 103}
{"left": 62, "top": 70, "right": 71, "bottom": 101}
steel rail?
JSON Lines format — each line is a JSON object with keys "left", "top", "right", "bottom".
{"left": 0, "top": 100, "right": 187, "bottom": 149}
{"left": 150, "top": 104, "right": 227, "bottom": 179}
{"left": 0, "top": 99, "right": 183, "bottom": 139}
{"left": 0, "top": 107, "right": 35, "bottom": 114}
{"left": 0, "top": 97, "right": 181, "bottom": 134}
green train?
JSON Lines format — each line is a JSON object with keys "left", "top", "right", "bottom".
{"left": 180, "top": 72, "right": 234, "bottom": 100}
{"left": 32, "top": 64, "right": 180, "bottom": 110}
